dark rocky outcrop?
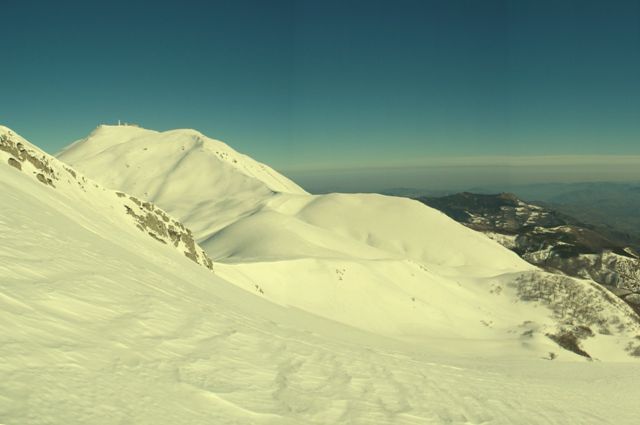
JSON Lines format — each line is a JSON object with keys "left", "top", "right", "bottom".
{"left": 1, "top": 130, "right": 214, "bottom": 274}
{"left": 1, "top": 133, "right": 58, "bottom": 187}
{"left": 7, "top": 157, "right": 21, "bottom": 170}
{"left": 547, "top": 329, "right": 592, "bottom": 359}
{"left": 124, "top": 197, "right": 214, "bottom": 270}
{"left": 418, "top": 192, "right": 640, "bottom": 314}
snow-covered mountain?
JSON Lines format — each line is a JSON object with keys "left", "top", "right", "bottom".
{"left": 58, "top": 125, "right": 306, "bottom": 239}
{"left": 59, "top": 126, "right": 528, "bottom": 269}
{"left": 4, "top": 124, "right": 640, "bottom": 423}
{"left": 417, "top": 192, "right": 640, "bottom": 313}
{"left": 56, "top": 125, "right": 640, "bottom": 352}
{"left": 0, "top": 126, "right": 213, "bottom": 270}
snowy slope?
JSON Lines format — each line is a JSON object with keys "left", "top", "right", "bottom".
{"left": 0, "top": 126, "right": 214, "bottom": 270}
{"left": 56, "top": 125, "right": 640, "bottom": 352}
{"left": 58, "top": 125, "right": 305, "bottom": 239}
{"left": 1, "top": 177, "right": 639, "bottom": 425}
{"left": 58, "top": 126, "right": 531, "bottom": 272}
{"left": 2, "top": 125, "right": 640, "bottom": 423}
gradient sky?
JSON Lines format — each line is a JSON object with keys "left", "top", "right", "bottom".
{"left": 2, "top": 0, "right": 639, "bottom": 191}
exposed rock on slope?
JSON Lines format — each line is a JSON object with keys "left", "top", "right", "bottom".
{"left": 417, "top": 192, "right": 640, "bottom": 313}
{"left": 54, "top": 125, "right": 640, "bottom": 359}
{"left": 0, "top": 126, "right": 213, "bottom": 271}
{"left": 1, "top": 132, "right": 58, "bottom": 187}
{"left": 5, "top": 157, "right": 640, "bottom": 424}
{"left": 58, "top": 125, "right": 306, "bottom": 240}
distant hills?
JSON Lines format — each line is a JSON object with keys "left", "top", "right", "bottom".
{"left": 387, "top": 182, "right": 640, "bottom": 250}
{"left": 416, "top": 192, "right": 640, "bottom": 314}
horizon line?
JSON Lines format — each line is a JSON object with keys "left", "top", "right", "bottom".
{"left": 280, "top": 154, "right": 640, "bottom": 173}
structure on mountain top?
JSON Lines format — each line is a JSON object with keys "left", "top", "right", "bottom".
{"left": 116, "top": 120, "right": 139, "bottom": 127}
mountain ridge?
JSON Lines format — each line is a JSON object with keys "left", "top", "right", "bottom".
{"left": 417, "top": 192, "right": 640, "bottom": 313}
{"left": 4, "top": 123, "right": 640, "bottom": 423}
{"left": 51, "top": 124, "right": 640, "bottom": 358}
{"left": 0, "top": 126, "right": 214, "bottom": 271}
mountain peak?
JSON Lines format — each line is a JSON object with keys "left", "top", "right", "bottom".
{"left": 498, "top": 192, "right": 520, "bottom": 201}
{"left": 91, "top": 124, "right": 211, "bottom": 140}
{"left": 60, "top": 125, "right": 306, "bottom": 195}
{"left": 57, "top": 125, "right": 307, "bottom": 240}
{"left": 1, "top": 125, "right": 215, "bottom": 271}
{"left": 89, "top": 122, "right": 158, "bottom": 140}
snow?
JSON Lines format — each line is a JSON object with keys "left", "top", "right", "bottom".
{"left": 2, "top": 125, "right": 640, "bottom": 423}
{"left": 53, "top": 126, "right": 640, "bottom": 347}
{"left": 59, "top": 126, "right": 527, "bottom": 271}
{"left": 58, "top": 125, "right": 306, "bottom": 239}
{"left": 59, "top": 126, "right": 532, "bottom": 272}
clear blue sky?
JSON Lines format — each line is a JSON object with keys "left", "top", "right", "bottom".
{"left": 2, "top": 0, "right": 639, "bottom": 190}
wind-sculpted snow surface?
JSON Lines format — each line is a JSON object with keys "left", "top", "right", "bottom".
{"left": 56, "top": 125, "right": 640, "bottom": 359}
